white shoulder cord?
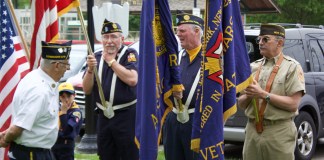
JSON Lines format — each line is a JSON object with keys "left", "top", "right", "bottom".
{"left": 98, "top": 46, "right": 129, "bottom": 106}
{"left": 175, "top": 49, "right": 201, "bottom": 107}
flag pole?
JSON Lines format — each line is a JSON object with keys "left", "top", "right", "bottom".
{"left": 6, "top": 0, "right": 31, "bottom": 62}
{"left": 75, "top": 3, "right": 108, "bottom": 110}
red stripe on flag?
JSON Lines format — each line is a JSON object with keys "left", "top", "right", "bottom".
{"left": 0, "top": 56, "right": 27, "bottom": 92}
{"left": 14, "top": 43, "right": 22, "bottom": 51}
{"left": 30, "top": 0, "right": 45, "bottom": 70}
{"left": 46, "top": 21, "right": 59, "bottom": 42}
{"left": 0, "top": 87, "right": 16, "bottom": 116}
{"left": 0, "top": 68, "right": 18, "bottom": 93}
{"left": 1, "top": 1, "right": 30, "bottom": 160}
{"left": 0, "top": 117, "right": 11, "bottom": 132}
{"left": 30, "top": 0, "right": 58, "bottom": 70}
{"left": 57, "top": 0, "right": 80, "bottom": 16}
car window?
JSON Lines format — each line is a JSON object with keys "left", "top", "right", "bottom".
{"left": 309, "top": 40, "right": 324, "bottom": 72}
{"left": 283, "top": 39, "right": 307, "bottom": 71}
{"left": 318, "top": 40, "right": 324, "bottom": 54}
{"left": 245, "top": 36, "right": 261, "bottom": 63}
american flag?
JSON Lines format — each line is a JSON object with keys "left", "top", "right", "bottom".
{"left": 0, "top": 0, "right": 30, "bottom": 159}
{"left": 29, "top": 0, "right": 59, "bottom": 70}
{"left": 29, "top": 0, "right": 80, "bottom": 70}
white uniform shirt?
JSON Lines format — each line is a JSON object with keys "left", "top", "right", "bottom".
{"left": 12, "top": 68, "right": 59, "bottom": 149}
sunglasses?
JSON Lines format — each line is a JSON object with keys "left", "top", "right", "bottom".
{"left": 256, "top": 37, "right": 272, "bottom": 44}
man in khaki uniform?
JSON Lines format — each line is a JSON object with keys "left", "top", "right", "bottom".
{"left": 238, "top": 24, "right": 305, "bottom": 160}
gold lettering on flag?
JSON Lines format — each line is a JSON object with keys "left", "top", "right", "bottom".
{"left": 225, "top": 78, "right": 235, "bottom": 92}
{"left": 206, "top": 6, "right": 222, "bottom": 43}
{"left": 169, "top": 54, "right": 178, "bottom": 67}
{"left": 210, "top": 90, "right": 221, "bottom": 102}
{"left": 223, "top": 17, "right": 233, "bottom": 53}
{"left": 201, "top": 105, "right": 213, "bottom": 128}
{"left": 199, "top": 141, "right": 225, "bottom": 160}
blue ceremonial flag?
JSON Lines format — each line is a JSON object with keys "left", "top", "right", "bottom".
{"left": 191, "top": 0, "right": 253, "bottom": 159}
{"left": 135, "top": 0, "right": 182, "bottom": 159}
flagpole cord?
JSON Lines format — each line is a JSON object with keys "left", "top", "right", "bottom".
{"left": 76, "top": 5, "right": 108, "bottom": 109}
{"left": 6, "top": 0, "right": 31, "bottom": 62}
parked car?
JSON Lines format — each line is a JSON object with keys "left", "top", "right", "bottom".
{"left": 59, "top": 43, "right": 103, "bottom": 82}
{"left": 67, "top": 37, "right": 183, "bottom": 120}
{"left": 224, "top": 23, "right": 324, "bottom": 160}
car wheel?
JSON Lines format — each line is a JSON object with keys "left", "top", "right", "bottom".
{"left": 294, "top": 111, "right": 317, "bottom": 160}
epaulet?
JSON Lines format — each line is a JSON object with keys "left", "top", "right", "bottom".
{"left": 283, "top": 55, "right": 300, "bottom": 65}
{"left": 254, "top": 58, "right": 264, "bottom": 63}
{"left": 251, "top": 58, "right": 264, "bottom": 65}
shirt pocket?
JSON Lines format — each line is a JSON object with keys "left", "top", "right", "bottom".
{"left": 271, "top": 77, "right": 285, "bottom": 95}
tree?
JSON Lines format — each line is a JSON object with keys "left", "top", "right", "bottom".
{"left": 247, "top": 0, "right": 324, "bottom": 25}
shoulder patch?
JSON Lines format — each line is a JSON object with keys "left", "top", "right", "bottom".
{"left": 127, "top": 53, "right": 137, "bottom": 62}
{"left": 73, "top": 111, "right": 81, "bottom": 119}
{"left": 297, "top": 66, "right": 305, "bottom": 83}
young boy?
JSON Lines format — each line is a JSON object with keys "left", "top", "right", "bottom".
{"left": 51, "top": 82, "right": 83, "bottom": 160}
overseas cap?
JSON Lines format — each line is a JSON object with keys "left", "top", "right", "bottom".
{"left": 259, "top": 24, "right": 285, "bottom": 38}
{"left": 101, "top": 19, "right": 122, "bottom": 34}
{"left": 58, "top": 82, "right": 75, "bottom": 94}
{"left": 176, "top": 10, "right": 204, "bottom": 29}
{"left": 41, "top": 41, "right": 72, "bottom": 60}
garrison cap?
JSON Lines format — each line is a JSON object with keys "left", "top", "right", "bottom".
{"left": 41, "top": 41, "right": 72, "bottom": 60}
{"left": 101, "top": 19, "right": 122, "bottom": 34}
{"left": 58, "top": 82, "right": 75, "bottom": 94}
{"left": 176, "top": 10, "right": 204, "bottom": 29}
{"left": 260, "top": 24, "right": 285, "bottom": 38}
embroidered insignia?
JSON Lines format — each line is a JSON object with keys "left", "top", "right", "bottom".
{"left": 73, "top": 111, "right": 81, "bottom": 119}
{"left": 184, "top": 15, "right": 190, "bottom": 20}
{"left": 58, "top": 48, "right": 63, "bottom": 53}
{"left": 128, "top": 53, "right": 137, "bottom": 62}
{"left": 297, "top": 67, "right": 305, "bottom": 83}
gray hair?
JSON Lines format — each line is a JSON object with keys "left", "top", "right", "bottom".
{"left": 275, "top": 36, "right": 285, "bottom": 46}
{"left": 190, "top": 24, "right": 203, "bottom": 39}
{"left": 40, "top": 59, "right": 65, "bottom": 68}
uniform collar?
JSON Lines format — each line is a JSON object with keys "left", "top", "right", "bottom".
{"left": 71, "top": 102, "right": 79, "bottom": 109}
{"left": 38, "top": 68, "right": 59, "bottom": 91}
{"left": 186, "top": 44, "right": 202, "bottom": 63}
{"left": 263, "top": 52, "right": 283, "bottom": 66}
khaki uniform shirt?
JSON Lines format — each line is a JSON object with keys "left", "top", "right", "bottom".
{"left": 245, "top": 53, "right": 306, "bottom": 120}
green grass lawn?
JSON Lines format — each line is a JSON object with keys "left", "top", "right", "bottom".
{"left": 75, "top": 151, "right": 239, "bottom": 160}
{"left": 75, "top": 151, "right": 165, "bottom": 160}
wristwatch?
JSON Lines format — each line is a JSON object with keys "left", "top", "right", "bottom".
{"left": 108, "top": 59, "right": 116, "bottom": 67}
{"left": 265, "top": 94, "right": 271, "bottom": 103}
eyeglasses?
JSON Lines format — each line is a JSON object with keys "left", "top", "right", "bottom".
{"left": 102, "top": 34, "right": 121, "bottom": 41}
{"left": 256, "top": 37, "right": 272, "bottom": 44}
{"left": 52, "top": 61, "right": 70, "bottom": 68}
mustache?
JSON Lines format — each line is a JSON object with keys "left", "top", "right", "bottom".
{"left": 105, "top": 44, "right": 115, "bottom": 47}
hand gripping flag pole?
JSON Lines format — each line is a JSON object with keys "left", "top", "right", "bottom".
{"left": 75, "top": 1, "right": 113, "bottom": 118}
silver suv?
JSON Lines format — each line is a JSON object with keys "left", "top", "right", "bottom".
{"left": 225, "top": 24, "right": 324, "bottom": 160}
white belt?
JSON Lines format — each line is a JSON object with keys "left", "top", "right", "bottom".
{"left": 172, "top": 107, "right": 195, "bottom": 114}
{"left": 112, "top": 99, "right": 137, "bottom": 110}
{"left": 98, "top": 99, "right": 137, "bottom": 111}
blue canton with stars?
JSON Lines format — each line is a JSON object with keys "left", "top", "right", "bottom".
{"left": 0, "top": 0, "right": 17, "bottom": 69}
